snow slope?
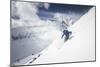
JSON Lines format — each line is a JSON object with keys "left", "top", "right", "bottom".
{"left": 30, "top": 7, "right": 95, "bottom": 64}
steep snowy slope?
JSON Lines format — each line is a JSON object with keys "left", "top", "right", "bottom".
{"left": 31, "top": 7, "right": 95, "bottom": 64}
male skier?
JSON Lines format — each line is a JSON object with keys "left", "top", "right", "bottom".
{"left": 61, "top": 30, "right": 72, "bottom": 42}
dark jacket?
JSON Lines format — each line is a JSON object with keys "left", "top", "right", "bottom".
{"left": 61, "top": 30, "right": 72, "bottom": 41}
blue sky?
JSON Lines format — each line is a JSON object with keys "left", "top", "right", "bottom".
{"left": 37, "top": 3, "right": 93, "bottom": 22}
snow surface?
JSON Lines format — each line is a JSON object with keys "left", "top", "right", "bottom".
{"left": 30, "top": 7, "right": 95, "bottom": 65}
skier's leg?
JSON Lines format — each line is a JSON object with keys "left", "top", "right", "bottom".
{"left": 64, "top": 35, "right": 69, "bottom": 42}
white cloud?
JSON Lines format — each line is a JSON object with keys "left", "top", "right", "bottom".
{"left": 12, "top": 1, "right": 52, "bottom": 28}
{"left": 12, "top": 1, "right": 44, "bottom": 28}
{"left": 43, "top": 3, "right": 50, "bottom": 9}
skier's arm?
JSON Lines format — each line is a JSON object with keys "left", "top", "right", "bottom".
{"left": 61, "top": 34, "right": 64, "bottom": 38}
{"left": 69, "top": 31, "right": 72, "bottom": 34}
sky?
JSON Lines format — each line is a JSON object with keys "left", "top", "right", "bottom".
{"left": 11, "top": 1, "right": 93, "bottom": 29}
{"left": 37, "top": 3, "right": 93, "bottom": 21}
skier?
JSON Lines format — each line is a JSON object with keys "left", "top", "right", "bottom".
{"left": 61, "top": 30, "right": 72, "bottom": 42}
